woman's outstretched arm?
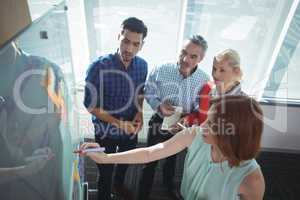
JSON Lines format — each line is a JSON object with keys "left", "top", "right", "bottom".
{"left": 80, "top": 128, "right": 196, "bottom": 164}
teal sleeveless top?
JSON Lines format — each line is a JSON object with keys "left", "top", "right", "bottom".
{"left": 181, "top": 133, "right": 259, "bottom": 200}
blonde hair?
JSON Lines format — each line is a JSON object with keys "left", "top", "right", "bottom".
{"left": 214, "top": 48, "right": 243, "bottom": 80}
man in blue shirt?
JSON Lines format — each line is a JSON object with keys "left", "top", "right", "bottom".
{"left": 84, "top": 17, "right": 148, "bottom": 200}
{"left": 138, "top": 35, "right": 209, "bottom": 200}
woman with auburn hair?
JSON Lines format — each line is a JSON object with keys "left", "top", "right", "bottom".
{"left": 78, "top": 96, "right": 265, "bottom": 200}
{"left": 185, "top": 48, "right": 245, "bottom": 126}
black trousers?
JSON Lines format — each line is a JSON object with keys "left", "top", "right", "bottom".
{"left": 95, "top": 136, "right": 137, "bottom": 200}
{"left": 138, "top": 113, "right": 177, "bottom": 200}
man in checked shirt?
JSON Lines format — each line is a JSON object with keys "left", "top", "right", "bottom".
{"left": 138, "top": 35, "right": 209, "bottom": 200}
{"left": 84, "top": 17, "right": 148, "bottom": 200}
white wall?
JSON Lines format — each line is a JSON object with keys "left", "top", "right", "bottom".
{"left": 261, "top": 103, "right": 300, "bottom": 152}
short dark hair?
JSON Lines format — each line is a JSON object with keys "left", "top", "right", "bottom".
{"left": 121, "top": 17, "right": 148, "bottom": 39}
{"left": 189, "top": 35, "right": 208, "bottom": 53}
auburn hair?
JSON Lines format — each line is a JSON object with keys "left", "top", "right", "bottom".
{"left": 210, "top": 96, "right": 263, "bottom": 167}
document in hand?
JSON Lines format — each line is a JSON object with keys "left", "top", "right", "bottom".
{"left": 161, "top": 106, "right": 183, "bottom": 130}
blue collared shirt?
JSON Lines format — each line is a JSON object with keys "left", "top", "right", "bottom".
{"left": 144, "top": 62, "right": 209, "bottom": 115}
{"left": 84, "top": 52, "right": 148, "bottom": 139}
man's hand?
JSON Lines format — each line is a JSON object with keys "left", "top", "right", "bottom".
{"left": 133, "top": 112, "right": 143, "bottom": 133}
{"left": 118, "top": 121, "right": 137, "bottom": 135}
{"left": 178, "top": 117, "right": 189, "bottom": 127}
{"left": 168, "top": 117, "right": 187, "bottom": 134}
{"left": 159, "top": 102, "right": 175, "bottom": 117}
{"left": 169, "top": 122, "right": 183, "bottom": 134}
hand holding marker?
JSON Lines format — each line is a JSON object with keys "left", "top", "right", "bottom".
{"left": 73, "top": 147, "right": 105, "bottom": 154}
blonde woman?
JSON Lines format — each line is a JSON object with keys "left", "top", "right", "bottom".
{"left": 212, "top": 48, "right": 243, "bottom": 96}
{"left": 185, "top": 48, "right": 245, "bottom": 126}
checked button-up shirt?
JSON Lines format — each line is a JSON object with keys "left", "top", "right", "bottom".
{"left": 144, "top": 62, "right": 209, "bottom": 116}
{"left": 84, "top": 52, "right": 148, "bottom": 139}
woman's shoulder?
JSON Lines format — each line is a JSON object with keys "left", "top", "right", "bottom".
{"left": 239, "top": 166, "right": 265, "bottom": 199}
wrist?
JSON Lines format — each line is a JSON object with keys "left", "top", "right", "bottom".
{"left": 92, "top": 152, "right": 107, "bottom": 163}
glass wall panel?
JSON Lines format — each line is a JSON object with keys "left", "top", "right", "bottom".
{"left": 0, "top": 2, "right": 83, "bottom": 200}
{"left": 27, "top": 0, "right": 64, "bottom": 20}
{"left": 263, "top": 1, "right": 300, "bottom": 101}
{"left": 85, "top": 0, "right": 184, "bottom": 67}
{"left": 183, "top": 0, "right": 294, "bottom": 97}
{"left": 81, "top": 0, "right": 185, "bottom": 140}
